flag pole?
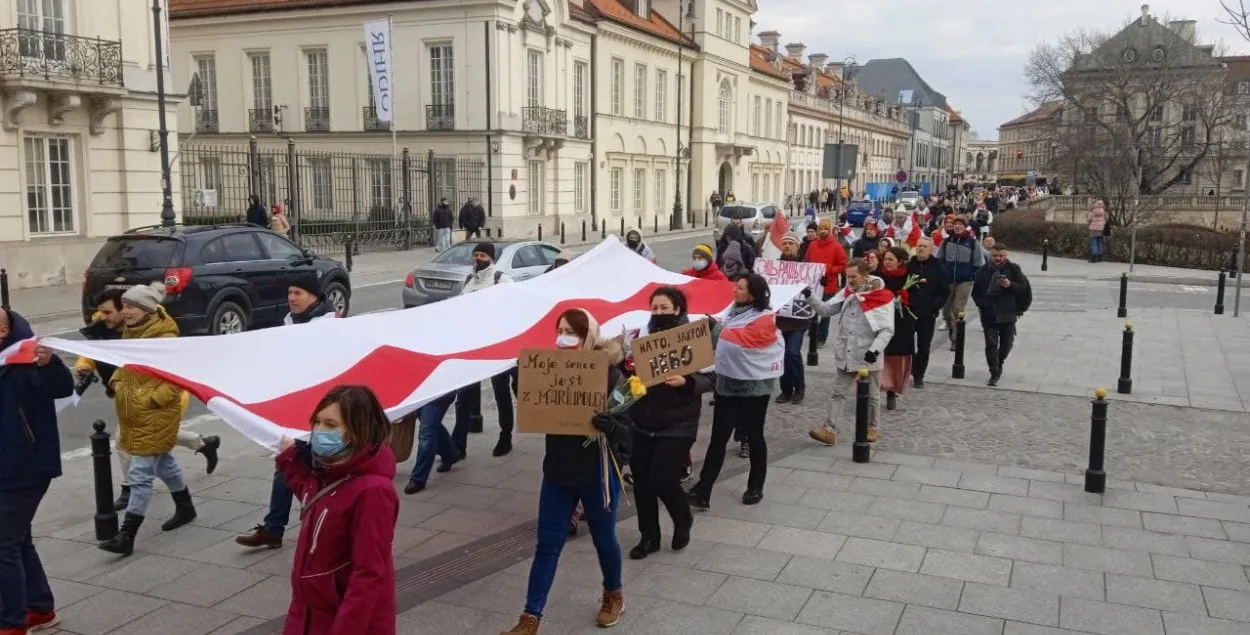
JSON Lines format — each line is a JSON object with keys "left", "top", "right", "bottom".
{"left": 389, "top": 14, "right": 398, "bottom": 214}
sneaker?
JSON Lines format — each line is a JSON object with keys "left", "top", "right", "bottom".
{"left": 742, "top": 488, "right": 764, "bottom": 505}
{"left": 808, "top": 426, "right": 837, "bottom": 445}
{"left": 867, "top": 426, "right": 879, "bottom": 443}
{"left": 499, "top": 613, "right": 540, "bottom": 635}
{"left": 26, "top": 609, "right": 59, "bottom": 631}
{"left": 596, "top": 590, "right": 624, "bottom": 628}
{"left": 738, "top": 442, "right": 749, "bottom": 458}
{"left": 775, "top": 393, "right": 792, "bottom": 404}
{"left": 235, "top": 525, "right": 283, "bottom": 549}
{"left": 403, "top": 480, "right": 426, "bottom": 495}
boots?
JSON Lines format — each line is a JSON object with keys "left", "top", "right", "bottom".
{"left": 113, "top": 486, "right": 130, "bottom": 512}
{"left": 886, "top": 392, "right": 898, "bottom": 411}
{"left": 161, "top": 489, "right": 197, "bottom": 531}
{"left": 499, "top": 613, "right": 540, "bottom": 635}
{"left": 492, "top": 434, "right": 513, "bottom": 458}
{"left": 98, "top": 513, "right": 143, "bottom": 556}
{"left": 197, "top": 435, "right": 221, "bottom": 474}
{"left": 596, "top": 590, "right": 624, "bottom": 628}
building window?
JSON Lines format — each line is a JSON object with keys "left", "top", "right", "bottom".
{"left": 775, "top": 108, "right": 782, "bottom": 141}
{"left": 305, "top": 48, "right": 329, "bottom": 111}
{"left": 366, "top": 159, "right": 392, "bottom": 208}
{"left": 655, "top": 169, "right": 666, "bottom": 213}
{"left": 528, "top": 161, "right": 543, "bottom": 215}
{"left": 1181, "top": 126, "right": 1195, "bottom": 145}
{"left": 610, "top": 168, "right": 623, "bottom": 213}
{"left": 309, "top": 158, "right": 333, "bottom": 212}
{"left": 655, "top": 69, "right": 667, "bottom": 122}
{"left": 764, "top": 100, "right": 772, "bottom": 138}
{"left": 1182, "top": 169, "right": 1193, "bottom": 185}
{"left": 1149, "top": 104, "right": 1163, "bottom": 122}
{"left": 574, "top": 61, "right": 588, "bottom": 118}
{"left": 734, "top": 16, "right": 742, "bottom": 44}
{"left": 752, "top": 95, "right": 761, "bottom": 136}
{"left": 634, "top": 63, "right": 647, "bottom": 118}
{"left": 249, "top": 52, "right": 272, "bottom": 112}
{"left": 763, "top": 174, "right": 771, "bottom": 201}
{"left": 715, "top": 9, "right": 723, "bottom": 37}
{"left": 574, "top": 162, "right": 588, "bottom": 213}
{"left": 16, "top": 0, "right": 65, "bottom": 59}
{"left": 24, "top": 136, "right": 73, "bottom": 234}
{"left": 717, "top": 79, "right": 732, "bottom": 134}
{"left": 526, "top": 50, "right": 543, "bottom": 108}
{"left": 199, "top": 157, "right": 222, "bottom": 197}
{"left": 1235, "top": 169, "right": 1245, "bottom": 187}
{"left": 430, "top": 158, "right": 457, "bottom": 203}
{"left": 751, "top": 173, "right": 759, "bottom": 199}
{"left": 1147, "top": 126, "right": 1162, "bottom": 147}
{"left": 633, "top": 168, "right": 646, "bottom": 212}
{"left": 610, "top": 58, "right": 624, "bottom": 116}
{"left": 430, "top": 44, "right": 454, "bottom": 106}
{"left": 194, "top": 55, "right": 218, "bottom": 110}
{"left": 1182, "top": 105, "right": 1197, "bottom": 122}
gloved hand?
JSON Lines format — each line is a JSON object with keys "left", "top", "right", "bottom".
{"left": 592, "top": 412, "right": 619, "bottom": 435}
{"left": 819, "top": 275, "right": 828, "bottom": 287}
{"left": 863, "top": 350, "right": 879, "bottom": 364}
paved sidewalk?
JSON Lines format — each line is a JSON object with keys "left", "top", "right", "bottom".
{"left": 1009, "top": 250, "right": 1229, "bottom": 288}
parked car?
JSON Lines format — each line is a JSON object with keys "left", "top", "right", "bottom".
{"left": 401, "top": 240, "right": 562, "bottom": 307}
{"left": 845, "top": 200, "right": 878, "bottom": 227}
{"left": 82, "top": 224, "right": 352, "bottom": 335}
{"left": 712, "top": 203, "right": 779, "bottom": 246}
{"left": 897, "top": 190, "right": 923, "bottom": 210}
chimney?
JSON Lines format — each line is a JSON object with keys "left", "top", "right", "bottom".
{"left": 1139, "top": 4, "right": 1150, "bottom": 26}
{"left": 757, "top": 30, "right": 780, "bottom": 53}
{"left": 1168, "top": 20, "right": 1196, "bottom": 44}
{"left": 808, "top": 53, "right": 829, "bottom": 71}
{"left": 825, "top": 62, "right": 845, "bottom": 80}
{"left": 784, "top": 42, "right": 806, "bottom": 60}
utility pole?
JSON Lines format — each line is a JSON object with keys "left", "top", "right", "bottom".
{"left": 670, "top": 0, "right": 692, "bottom": 231}
{"left": 1235, "top": 119, "right": 1250, "bottom": 317}
{"left": 152, "top": 0, "right": 175, "bottom": 227}
{"left": 832, "top": 56, "right": 855, "bottom": 212}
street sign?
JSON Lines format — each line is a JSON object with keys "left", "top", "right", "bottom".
{"left": 822, "top": 143, "right": 858, "bottom": 180}
{"left": 895, "top": 170, "right": 908, "bottom": 183}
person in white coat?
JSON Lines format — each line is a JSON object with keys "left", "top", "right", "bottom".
{"left": 454, "top": 243, "right": 518, "bottom": 458}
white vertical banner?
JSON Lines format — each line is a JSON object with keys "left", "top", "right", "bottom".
{"left": 363, "top": 17, "right": 394, "bottom": 123}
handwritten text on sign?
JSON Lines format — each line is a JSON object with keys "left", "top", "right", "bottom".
{"left": 754, "top": 258, "right": 826, "bottom": 291}
{"left": 516, "top": 348, "right": 608, "bottom": 435}
{"left": 631, "top": 319, "right": 716, "bottom": 387}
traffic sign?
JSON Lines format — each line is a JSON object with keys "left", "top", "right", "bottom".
{"left": 895, "top": 170, "right": 908, "bottom": 183}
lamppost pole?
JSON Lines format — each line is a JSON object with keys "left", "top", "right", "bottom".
{"left": 832, "top": 56, "right": 854, "bottom": 213}
{"left": 671, "top": 1, "right": 691, "bottom": 231}
{"left": 152, "top": 0, "right": 175, "bottom": 227}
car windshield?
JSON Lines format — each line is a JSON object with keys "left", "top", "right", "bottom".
{"left": 848, "top": 202, "right": 872, "bottom": 210}
{"left": 720, "top": 206, "right": 757, "bottom": 220}
{"left": 433, "top": 242, "right": 494, "bottom": 265}
{"left": 90, "top": 237, "right": 181, "bottom": 269}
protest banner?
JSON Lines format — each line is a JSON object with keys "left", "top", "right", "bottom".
{"left": 754, "top": 257, "right": 825, "bottom": 290}
{"left": 631, "top": 319, "right": 715, "bottom": 387}
{"left": 516, "top": 348, "right": 609, "bottom": 435}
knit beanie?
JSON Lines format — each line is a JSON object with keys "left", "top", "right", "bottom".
{"left": 818, "top": 219, "right": 833, "bottom": 232}
{"left": 692, "top": 244, "right": 715, "bottom": 260}
{"left": 122, "top": 282, "right": 166, "bottom": 314}
{"left": 472, "top": 242, "right": 496, "bottom": 261}
{"left": 288, "top": 273, "right": 323, "bottom": 300}
{"left": 781, "top": 232, "right": 800, "bottom": 246}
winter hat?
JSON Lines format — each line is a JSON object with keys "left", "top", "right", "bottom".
{"left": 288, "top": 273, "right": 323, "bottom": 300}
{"left": 806, "top": 221, "right": 819, "bottom": 232}
{"left": 781, "top": 232, "right": 800, "bottom": 247}
{"left": 472, "top": 242, "right": 496, "bottom": 261}
{"left": 818, "top": 219, "right": 833, "bottom": 232}
{"left": 122, "top": 281, "right": 166, "bottom": 314}
{"left": 864, "top": 218, "right": 879, "bottom": 230}
{"left": 693, "top": 244, "right": 715, "bottom": 260}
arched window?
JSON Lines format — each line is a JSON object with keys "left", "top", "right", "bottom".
{"left": 717, "top": 79, "right": 732, "bottom": 134}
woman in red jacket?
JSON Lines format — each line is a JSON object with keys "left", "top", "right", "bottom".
{"left": 277, "top": 385, "right": 399, "bottom": 635}
{"left": 803, "top": 219, "right": 849, "bottom": 347}
{"left": 682, "top": 244, "right": 729, "bottom": 281}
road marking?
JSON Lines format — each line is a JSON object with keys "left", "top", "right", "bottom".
{"left": 355, "top": 278, "right": 406, "bottom": 289}
{"left": 60, "top": 413, "right": 219, "bottom": 460}
{"left": 1181, "top": 286, "right": 1209, "bottom": 293}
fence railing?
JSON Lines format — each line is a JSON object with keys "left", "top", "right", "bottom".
{"left": 178, "top": 139, "right": 486, "bottom": 258}
{"left": 1034, "top": 194, "right": 1249, "bottom": 211}
{"left": 0, "top": 28, "right": 123, "bottom": 86}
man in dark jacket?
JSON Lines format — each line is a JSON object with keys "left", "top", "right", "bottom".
{"left": 934, "top": 216, "right": 985, "bottom": 345}
{"left": 851, "top": 219, "right": 883, "bottom": 258}
{"left": 458, "top": 198, "right": 484, "bottom": 240}
{"left": 906, "top": 237, "right": 950, "bottom": 388}
{"left": 0, "top": 309, "right": 74, "bottom": 632}
{"left": 431, "top": 198, "right": 454, "bottom": 252}
{"left": 971, "top": 243, "right": 1032, "bottom": 387}
{"left": 73, "top": 288, "right": 126, "bottom": 393}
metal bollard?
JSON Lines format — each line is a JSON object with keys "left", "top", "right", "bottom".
{"left": 1215, "top": 271, "right": 1226, "bottom": 315}
{"left": 1084, "top": 387, "right": 1109, "bottom": 494}
{"left": 1117, "top": 322, "right": 1134, "bottom": 394}
{"left": 1041, "top": 239, "right": 1049, "bottom": 272}
{"left": 0, "top": 267, "right": 9, "bottom": 311}
{"left": 581, "top": 219, "right": 587, "bottom": 242}
{"left": 1117, "top": 273, "right": 1128, "bottom": 318}
{"left": 620, "top": 217, "right": 625, "bottom": 236}
{"left": 344, "top": 235, "right": 354, "bottom": 272}
{"left": 91, "top": 421, "right": 118, "bottom": 540}
{"left": 806, "top": 321, "right": 820, "bottom": 366}
{"left": 852, "top": 369, "right": 872, "bottom": 464}
{"left": 560, "top": 222, "right": 566, "bottom": 245}
{"left": 704, "top": 210, "right": 709, "bottom": 227}
{"left": 951, "top": 312, "right": 966, "bottom": 379}
{"left": 654, "top": 214, "right": 659, "bottom": 234}
{"left": 601, "top": 221, "right": 607, "bottom": 239}
{"left": 538, "top": 224, "right": 543, "bottom": 242}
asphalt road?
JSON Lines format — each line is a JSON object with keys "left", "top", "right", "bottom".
{"left": 51, "top": 229, "right": 1220, "bottom": 452}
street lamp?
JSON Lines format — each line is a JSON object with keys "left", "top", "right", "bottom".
{"left": 832, "top": 56, "right": 855, "bottom": 212}
{"left": 671, "top": 0, "right": 695, "bottom": 231}
{"left": 152, "top": 0, "right": 175, "bottom": 228}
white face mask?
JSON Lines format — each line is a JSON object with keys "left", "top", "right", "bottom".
{"left": 692, "top": 258, "right": 708, "bottom": 271}
{"left": 556, "top": 334, "right": 580, "bottom": 349}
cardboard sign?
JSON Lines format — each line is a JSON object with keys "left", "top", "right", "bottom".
{"left": 516, "top": 348, "right": 608, "bottom": 435}
{"left": 754, "top": 258, "right": 825, "bottom": 291}
{"left": 631, "top": 319, "right": 716, "bottom": 387}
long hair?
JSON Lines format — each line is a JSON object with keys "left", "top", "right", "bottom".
{"left": 555, "top": 308, "right": 591, "bottom": 341}
{"left": 739, "top": 273, "right": 771, "bottom": 311}
{"left": 310, "top": 385, "right": 392, "bottom": 454}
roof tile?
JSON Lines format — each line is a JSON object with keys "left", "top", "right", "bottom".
{"left": 583, "top": 0, "right": 694, "bottom": 47}
{"left": 170, "top": 0, "right": 397, "bottom": 18}
{"left": 749, "top": 45, "right": 791, "bottom": 81}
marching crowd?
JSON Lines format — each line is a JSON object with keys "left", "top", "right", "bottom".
{"left": 0, "top": 197, "right": 1032, "bottom": 635}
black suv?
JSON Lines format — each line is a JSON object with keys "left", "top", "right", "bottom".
{"left": 82, "top": 224, "right": 352, "bottom": 335}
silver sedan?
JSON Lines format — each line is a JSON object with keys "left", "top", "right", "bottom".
{"left": 401, "top": 240, "right": 563, "bottom": 307}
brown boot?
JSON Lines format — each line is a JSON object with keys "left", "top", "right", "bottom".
{"left": 596, "top": 590, "right": 624, "bottom": 628}
{"left": 867, "top": 426, "right": 879, "bottom": 443}
{"left": 808, "top": 426, "right": 837, "bottom": 445}
{"left": 499, "top": 613, "right": 540, "bottom": 635}
{"left": 235, "top": 525, "right": 283, "bottom": 549}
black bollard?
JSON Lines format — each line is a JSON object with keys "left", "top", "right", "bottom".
{"left": 654, "top": 214, "right": 659, "bottom": 234}
{"left": 1084, "top": 387, "right": 1109, "bottom": 494}
{"left": 1117, "top": 272, "right": 1128, "bottom": 318}
{"left": 344, "top": 235, "right": 354, "bottom": 272}
{"left": 704, "top": 210, "right": 709, "bottom": 227}
{"left": 620, "top": 217, "right": 625, "bottom": 236}
{"left": 538, "top": 223, "right": 543, "bottom": 242}
{"left": 1215, "top": 271, "right": 1226, "bottom": 315}
{"left": 581, "top": 219, "right": 587, "bottom": 242}
{"left": 91, "top": 421, "right": 118, "bottom": 540}
{"left": 601, "top": 221, "right": 607, "bottom": 239}
{"left": 806, "top": 322, "right": 819, "bottom": 366}
{"left": 852, "top": 369, "right": 872, "bottom": 463}
{"left": 1117, "top": 322, "right": 1134, "bottom": 394}
{"left": 1041, "top": 239, "right": 1049, "bottom": 272}
{"left": 560, "top": 222, "right": 566, "bottom": 245}
{"left": 951, "top": 312, "right": 966, "bottom": 379}
{"left": 0, "top": 267, "right": 9, "bottom": 311}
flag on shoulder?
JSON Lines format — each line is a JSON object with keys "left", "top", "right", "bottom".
{"left": 714, "top": 308, "right": 784, "bottom": 380}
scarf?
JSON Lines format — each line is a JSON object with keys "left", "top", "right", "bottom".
{"left": 714, "top": 306, "right": 785, "bottom": 381}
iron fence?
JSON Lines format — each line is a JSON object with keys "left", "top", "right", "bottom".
{"left": 178, "top": 139, "right": 486, "bottom": 258}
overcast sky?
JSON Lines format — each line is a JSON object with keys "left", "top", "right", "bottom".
{"left": 753, "top": 0, "right": 1250, "bottom": 140}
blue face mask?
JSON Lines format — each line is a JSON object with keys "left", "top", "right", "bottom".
{"left": 310, "top": 429, "right": 348, "bottom": 458}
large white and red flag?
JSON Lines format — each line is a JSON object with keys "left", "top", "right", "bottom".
{"left": 758, "top": 213, "right": 791, "bottom": 259}
{"left": 817, "top": 279, "right": 895, "bottom": 334}
{"left": 34, "top": 239, "right": 804, "bottom": 450}
{"left": 0, "top": 338, "right": 79, "bottom": 412}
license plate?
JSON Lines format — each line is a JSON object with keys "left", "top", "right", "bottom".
{"left": 105, "top": 284, "right": 132, "bottom": 290}
{"left": 423, "top": 279, "right": 454, "bottom": 291}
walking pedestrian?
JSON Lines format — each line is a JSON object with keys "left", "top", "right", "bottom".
{"left": 246, "top": 194, "right": 267, "bottom": 227}
{"left": 99, "top": 283, "right": 198, "bottom": 556}
{"left": 402, "top": 391, "right": 458, "bottom": 494}
{"left": 686, "top": 274, "right": 784, "bottom": 509}
{"left": 458, "top": 198, "right": 484, "bottom": 240}
{"left": 0, "top": 309, "right": 74, "bottom": 634}
{"left": 500, "top": 309, "right": 631, "bottom": 634}
{"left": 934, "top": 215, "right": 984, "bottom": 346}
{"left": 277, "top": 385, "right": 398, "bottom": 635}
{"left": 623, "top": 228, "right": 657, "bottom": 264}
{"left": 268, "top": 204, "right": 291, "bottom": 238}
{"left": 878, "top": 247, "right": 915, "bottom": 410}
{"left": 803, "top": 219, "right": 849, "bottom": 349}
{"left": 1088, "top": 200, "right": 1108, "bottom": 263}
{"left": 852, "top": 219, "right": 883, "bottom": 258}
{"left": 971, "top": 243, "right": 1032, "bottom": 387}
{"left": 682, "top": 244, "right": 728, "bottom": 281}
{"left": 905, "top": 238, "right": 949, "bottom": 388}
{"left": 432, "top": 197, "right": 455, "bottom": 252}
{"left": 776, "top": 233, "right": 813, "bottom": 405}
{"left": 452, "top": 243, "right": 517, "bottom": 459}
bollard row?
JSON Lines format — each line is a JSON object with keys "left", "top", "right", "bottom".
{"left": 91, "top": 420, "right": 119, "bottom": 540}
{"left": 951, "top": 312, "right": 966, "bottom": 379}
{"left": 1085, "top": 387, "right": 1109, "bottom": 493}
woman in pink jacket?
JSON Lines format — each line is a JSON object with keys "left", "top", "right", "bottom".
{"left": 1088, "top": 201, "right": 1108, "bottom": 263}
{"left": 277, "top": 385, "right": 399, "bottom": 635}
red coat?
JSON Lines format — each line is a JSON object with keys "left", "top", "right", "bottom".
{"left": 682, "top": 261, "right": 729, "bottom": 281}
{"left": 803, "top": 237, "right": 849, "bottom": 295}
{"left": 278, "top": 444, "right": 399, "bottom": 635}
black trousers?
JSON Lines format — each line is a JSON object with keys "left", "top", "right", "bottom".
{"left": 464, "top": 227, "right": 482, "bottom": 240}
{"left": 912, "top": 317, "right": 937, "bottom": 380}
{"left": 694, "top": 394, "right": 770, "bottom": 496}
{"left": 630, "top": 434, "right": 694, "bottom": 543}
{"left": 981, "top": 318, "right": 1017, "bottom": 372}
{"left": 452, "top": 369, "right": 517, "bottom": 451}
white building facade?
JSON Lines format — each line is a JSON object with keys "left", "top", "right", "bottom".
{"left": 1, "top": 0, "right": 180, "bottom": 289}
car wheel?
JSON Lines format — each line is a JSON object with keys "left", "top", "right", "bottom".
{"left": 325, "top": 281, "right": 350, "bottom": 317}
{"left": 210, "top": 301, "right": 248, "bottom": 336}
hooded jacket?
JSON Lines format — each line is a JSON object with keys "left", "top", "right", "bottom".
{"left": 247, "top": 200, "right": 268, "bottom": 227}
{"left": 624, "top": 228, "right": 656, "bottom": 263}
{"left": 682, "top": 257, "right": 728, "bottom": 281}
{"left": 0, "top": 311, "right": 74, "bottom": 490}
{"left": 717, "top": 225, "right": 756, "bottom": 274}
{"left": 461, "top": 263, "right": 512, "bottom": 295}
{"left": 431, "top": 203, "right": 454, "bottom": 230}
{"left": 457, "top": 202, "right": 484, "bottom": 230}
{"left": 803, "top": 233, "right": 849, "bottom": 295}
{"left": 111, "top": 307, "right": 187, "bottom": 456}
{"left": 935, "top": 230, "right": 985, "bottom": 284}
{"left": 278, "top": 442, "right": 398, "bottom": 635}
{"left": 625, "top": 315, "right": 715, "bottom": 440}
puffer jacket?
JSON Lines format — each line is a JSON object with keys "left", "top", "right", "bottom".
{"left": 111, "top": 307, "right": 186, "bottom": 456}
{"left": 812, "top": 276, "right": 895, "bottom": 372}
{"left": 626, "top": 316, "right": 715, "bottom": 440}
{"left": 278, "top": 442, "right": 398, "bottom": 635}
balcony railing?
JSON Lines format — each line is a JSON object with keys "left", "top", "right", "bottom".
{"left": 573, "top": 115, "right": 589, "bottom": 139}
{"left": 362, "top": 106, "right": 389, "bottom": 131}
{"left": 249, "top": 108, "right": 274, "bottom": 133}
{"left": 522, "top": 106, "right": 568, "bottom": 136}
{"left": 0, "top": 28, "right": 123, "bottom": 86}
{"left": 195, "top": 109, "right": 219, "bottom": 134}
{"left": 305, "top": 107, "right": 330, "bottom": 132}
{"left": 426, "top": 103, "right": 454, "bottom": 130}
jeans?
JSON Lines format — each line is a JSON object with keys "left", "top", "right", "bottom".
{"left": 779, "top": 329, "right": 807, "bottom": 396}
{"left": 524, "top": 476, "right": 622, "bottom": 617}
{"left": 126, "top": 453, "right": 187, "bottom": 516}
{"left": 263, "top": 471, "right": 294, "bottom": 537}
{"left": 912, "top": 317, "right": 937, "bottom": 380}
{"left": 694, "top": 394, "right": 770, "bottom": 496}
{"left": 1089, "top": 235, "right": 1105, "bottom": 257}
{"left": 452, "top": 370, "right": 516, "bottom": 453}
{"left": 810, "top": 293, "right": 835, "bottom": 343}
{"left": 410, "top": 392, "right": 458, "bottom": 484}
{"left": 826, "top": 369, "right": 879, "bottom": 430}
{"left": 981, "top": 318, "right": 1017, "bottom": 372}
{"left": 630, "top": 434, "right": 693, "bottom": 544}
{"left": 435, "top": 227, "right": 453, "bottom": 251}
{"left": 0, "top": 481, "right": 54, "bottom": 629}
{"left": 116, "top": 430, "right": 203, "bottom": 487}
